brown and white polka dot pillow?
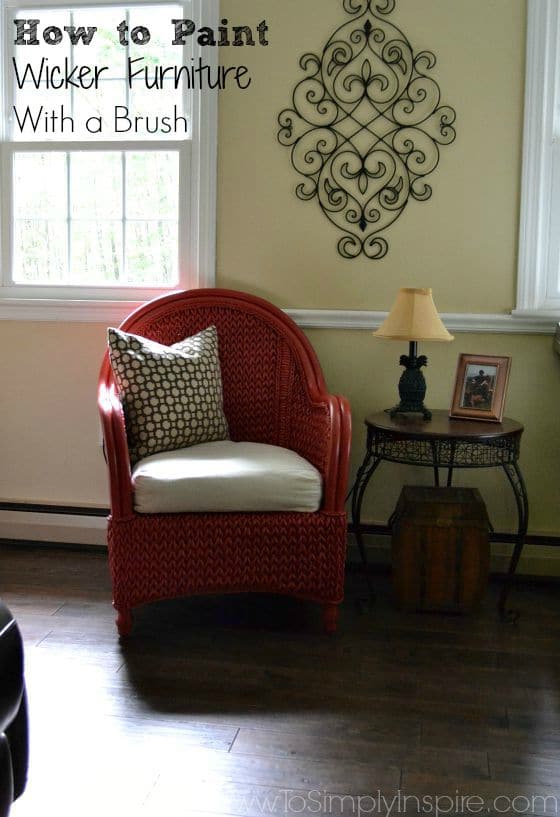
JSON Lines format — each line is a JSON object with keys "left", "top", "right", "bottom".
{"left": 107, "top": 325, "right": 229, "bottom": 464}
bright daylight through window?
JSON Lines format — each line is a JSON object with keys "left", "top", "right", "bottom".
{"left": 0, "top": 0, "right": 217, "bottom": 314}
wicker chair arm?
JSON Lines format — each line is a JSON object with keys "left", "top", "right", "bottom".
{"left": 98, "top": 382, "right": 134, "bottom": 520}
{"left": 324, "top": 393, "right": 352, "bottom": 513}
{"left": 289, "top": 390, "right": 351, "bottom": 514}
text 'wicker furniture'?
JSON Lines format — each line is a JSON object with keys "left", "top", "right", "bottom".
{"left": 98, "top": 289, "right": 351, "bottom": 635}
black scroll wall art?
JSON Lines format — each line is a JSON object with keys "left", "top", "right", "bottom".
{"left": 277, "top": 0, "right": 457, "bottom": 260}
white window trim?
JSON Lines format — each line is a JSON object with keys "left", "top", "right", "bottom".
{"left": 514, "top": 0, "right": 560, "bottom": 319}
{"left": 0, "top": 0, "right": 218, "bottom": 321}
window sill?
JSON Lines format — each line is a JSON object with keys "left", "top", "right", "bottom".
{"left": 0, "top": 298, "right": 146, "bottom": 323}
{"left": 511, "top": 307, "right": 560, "bottom": 321}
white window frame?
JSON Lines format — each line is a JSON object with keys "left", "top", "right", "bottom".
{"left": 515, "top": 0, "right": 560, "bottom": 319}
{"left": 0, "top": 0, "right": 218, "bottom": 321}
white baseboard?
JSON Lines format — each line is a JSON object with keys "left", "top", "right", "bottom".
{"left": 0, "top": 510, "right": 108, "bottom": 547}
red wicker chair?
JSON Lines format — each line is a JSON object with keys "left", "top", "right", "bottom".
{"left": 98, "top": 289, "right": 351, "bottom": 636}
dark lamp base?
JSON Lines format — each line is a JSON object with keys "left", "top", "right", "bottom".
{"left": 388, "top": 403, "right": 432, "bottom": 421}
{"left": 388, "top": 341, "right": 432, "bottom": 421}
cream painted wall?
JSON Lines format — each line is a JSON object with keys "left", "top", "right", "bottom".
{"left": 0, "top": 322, "right": 108, "bottom": 506}
{"left": 1, "top": 0, "right": 559, "bottom": 566}
{"left": 217, "top": 0, "right": 525, "bottom": 313}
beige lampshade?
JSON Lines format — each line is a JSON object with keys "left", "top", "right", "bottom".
{"left": 373, "top": 287, "right": 454, "bottom": 342}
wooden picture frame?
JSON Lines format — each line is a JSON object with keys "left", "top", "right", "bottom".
{"left": 450, "top": 354, "right": 511, "bottom": 423}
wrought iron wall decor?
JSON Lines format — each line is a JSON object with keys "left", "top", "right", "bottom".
{"left": 277, "top": 0, "right": 457, "bottom": 260}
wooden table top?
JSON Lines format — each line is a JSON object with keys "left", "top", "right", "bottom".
{"left": 365, "top": 409, "right": 524, "bottom": 441}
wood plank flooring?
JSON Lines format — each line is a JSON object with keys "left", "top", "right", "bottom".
{"left": 1, "top": 543, "right": 559, "bottom": 817}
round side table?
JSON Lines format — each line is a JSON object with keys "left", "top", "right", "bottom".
{"left": 351, "top": 410, "right": 528, "bottom": 615}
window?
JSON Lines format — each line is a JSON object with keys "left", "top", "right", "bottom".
{"left": 0, "top": 0, "right": 217, "bottom": 318}
{"left": 516, "top": 0, "right": 560, "bottom": 317}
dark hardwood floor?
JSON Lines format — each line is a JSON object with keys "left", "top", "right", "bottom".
{"left": 2, "top": 543, "right": 560, "bottom": 817}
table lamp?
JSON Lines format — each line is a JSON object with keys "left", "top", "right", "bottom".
{"left": 373, "top": 287, "right": 453, "bottom": 420}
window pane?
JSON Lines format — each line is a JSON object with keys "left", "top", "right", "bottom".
{"left": 71, "top": 220, "right": 123, "bottom": 284}
{"left": 125, "top": 153, "right": 179, "bottom": 284}
{"left": 11, "top": 4, "right": 190, "bottom": 142}
{"left": 12, "top": 149, "right": 179, "bottom": 287}
{"left": 72, "top": 82, "right": 127, "bottom": 139}
{"left": 13, "top": 153, "right": 68, "bottom": 284}
{"left": 72, "top": 7, "right": 127, "bottom": 79}
{"left": 128, "top": 81, "right": 187, "bottom": 138}
{"left": 14, "top": 9, "right": 71, "bottom": 72}
{"left": 12, "top": 10, "right": 71, "bottom": 141}
{"left": 126, "top": 152, "right": 178, "bottom": 219}
{"left": 70, "top": 152, "right": 122, "bottom": 219}
{"left": 126, "top": 220, "right": 178, "bottom": 284}
{"left": 13, "top": 219, "right": 67, "bottom": 283}
{"left": 12, "top": 85, "right": 72, "bottom": 140}
{"left": 128, "top": 5, "right": 186, "bottom": 67}
{"left": 14, "top": 153, "right": 67, "bottom": 218}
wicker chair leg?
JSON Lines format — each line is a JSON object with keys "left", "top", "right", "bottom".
{"left": 322, "top": 603, "right": 339, "bottom": 635}
{"left": 115, "top": 607, "right": 132, "bottom": 637}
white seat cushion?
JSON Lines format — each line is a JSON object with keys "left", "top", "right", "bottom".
{"left": 132, "top": 441, "right": 322, "bottom": 514}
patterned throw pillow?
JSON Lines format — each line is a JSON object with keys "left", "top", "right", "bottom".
{"left": 107, "top": 325, "right": 229, "bottom": 464}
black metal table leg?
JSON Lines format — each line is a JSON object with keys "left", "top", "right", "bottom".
{"left": 498, "top": 461, "right": 529, "bottom": 619}
{"left": 351, "top": 449, "right": 382, "bottom": 601}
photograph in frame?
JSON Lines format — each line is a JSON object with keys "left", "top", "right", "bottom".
{"left": 450, "top": 354, "right": 511, "bottom": 422}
